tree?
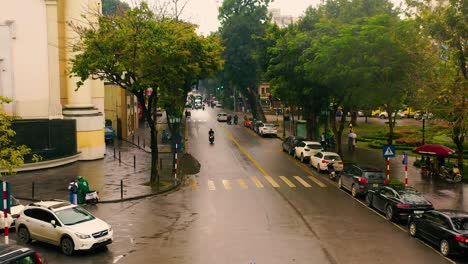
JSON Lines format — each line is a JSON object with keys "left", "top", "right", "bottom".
{"left": 102, "top": 0, "right": 130, "bottom": 16}
{"left": 0, "top": 97, "right": 38, "bottom": 176}
{"left": 218, "top": 0, "right": 271, "bottom": 121}
{"left": 406, "top": 0, "right": 467, "bottom": 169}
{"left": 70, "top": 3, "right": 223, "bottom": 184}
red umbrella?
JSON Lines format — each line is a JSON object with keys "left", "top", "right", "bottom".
{"left": 413, "top": 144, "right": 455, "bottom": 156}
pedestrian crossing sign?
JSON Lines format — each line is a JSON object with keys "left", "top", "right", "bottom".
{"left": 383, "top": 145, "right": 396, "bottom": 158}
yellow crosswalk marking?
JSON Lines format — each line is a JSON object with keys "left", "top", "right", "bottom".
{"left": 237, "top": 179, "right": 248, "bottom": 189}
{"left": 208, "top": 180, "right": 216, "bottom": 191}
{"left": 293, "top": 176, "right": 312, "bottom": 188}
{"left": 308, "top": 176, "right": 327, "bottom": 188}
{"left": 191, "top": 178, "right": 199, "bottom": 191}
{"left": 222, "top": 180, "right": 232, "bottom": 190}
{"left": 279, "top": 176, "right": 296, "bottom": 188}
{"left": 250, "top": 176, "right": 264, "bottom": 188}
{"left": 264, "top": 176, "right": 280, "bottom": 188}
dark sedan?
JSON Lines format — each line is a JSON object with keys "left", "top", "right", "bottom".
{"left": 409, "top": 210, "right": 468, "bottom": 256}
{"left": 366, "top": 186, "right": 433, "bottom": 221}
{"left": 338, "top": 165, "right": 387, "bottom": 197}
{"left": 282, "top": 136, "right": 305, "bottom": 155}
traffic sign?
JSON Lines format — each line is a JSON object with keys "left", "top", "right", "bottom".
{"left": 383, "top": 145, "right": 396, "bottom": 158}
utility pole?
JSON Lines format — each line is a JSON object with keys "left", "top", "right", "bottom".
{"left": 233, "top": 86, "right": 236, "bottom": 112}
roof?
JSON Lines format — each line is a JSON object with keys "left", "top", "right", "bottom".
{"left": 321, "top": 151, "right": 340, "bottom": 156}
{"left": 0, "top": 244, "right": 34, "bottom": 262}
{"left": 29, "top": 200, "right": 75, "bottom": 211}
{"left": 352, "top": 164, "right": 383, "bottom": 172}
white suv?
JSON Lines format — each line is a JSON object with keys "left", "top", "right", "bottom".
{"left": 16, "top": 200, "right": 113, "bottom": 256}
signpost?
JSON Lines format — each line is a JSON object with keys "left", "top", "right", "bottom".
{"left": 0, "top": 181, "right": 11, "bottom": 244}
{"left": 402, "top": 152, "right": 408, "bottom": 186}
{"left": 383, "top": 145, "right": 396, "bottom": 182}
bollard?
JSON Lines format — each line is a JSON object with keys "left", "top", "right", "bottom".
{"left": 113, "top": 148, "right": 116, "bottom": 160}
{"left": 119, "top": 151, "right": 121, "bottom": 164}
{"left": 160, "top": 158, "right": 162, "bottom": 170}
{"left": 143, "top": 139, "right": 145, "bottom": 149}
{"left": 32, "top": 182, "right": 35, "bottom": 200}
{"left": 133, "top": 155, "right": 136, "bottom": 169}
{"left": 120, "top": 179, "right": 123, "bottom": 200}
{"left": 138, "top": 136, "right": 140, "bottom": 147}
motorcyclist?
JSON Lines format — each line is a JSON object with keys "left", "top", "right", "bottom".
{"left": 233, "top": 114, "right": 238, "bottom": 124}
{"left": 209, "top": 128, "right": 214, "bottom": 137}
{"left": 202, "top": 104, "right": 205, "bottom": 110}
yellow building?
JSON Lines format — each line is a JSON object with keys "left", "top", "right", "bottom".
{"left": 0, "top": 0, "right": 105, "bottom": 169}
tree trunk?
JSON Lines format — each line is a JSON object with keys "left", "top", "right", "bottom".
{"left": 305, "top": 108, "right": 318, "bottom": 141}
{"left": 386, "top": 111, "right": 396, "bottom": 145}
{"left": 149, "top": 126, "right": 159, "bottom": 183}
{"left": 246, "top": 87, "right": 266, "bottom": 122}
{"left": 452, "top": 115, "right": 465, "bottom": 170}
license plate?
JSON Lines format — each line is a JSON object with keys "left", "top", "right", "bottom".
{"left": 414, "top": 211, "right": 424, "bottom": 214}
{"left": 97, "top": 237, "right": 107, "bottom": 243}
{"left": 373, "top": 184, "right": 379, "bottom": 188}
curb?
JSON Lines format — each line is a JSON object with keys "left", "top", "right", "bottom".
{"left": 16, "top": 179, "right": 183, "bottom": 204}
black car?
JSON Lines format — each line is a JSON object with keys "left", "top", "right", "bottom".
{"left": 0, "top": 244, "right": 44, "bottom": 264}
{"left": 409, "top": 210, "right": 468, "bottom": 256}
{"left": 282, "top": 136, "right": 305, "bottom": 155}
{"left": 366, "top": 186, "right": 433, "bottom": 221}
{"left": 338, "top": 165, "right": 387, "bottom": 197}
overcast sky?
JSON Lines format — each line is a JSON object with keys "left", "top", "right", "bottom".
{"left": 122, "top": 0, "right": 403, "bottom": 35}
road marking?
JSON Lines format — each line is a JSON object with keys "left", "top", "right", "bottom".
{"left": 237, "top": 179, "right": 248, "bottom": 189}
{"left": 307, "top": 176, "right": 327, "bottom": 188}
{"left": 223, "top": 128, "right": 270, "bottom": 177}
{"left": 279, "top": 176, "right": 296, "bottom": 188}
{"left": 222, "top": 180, "right": 232, "bottom": 190}
{"left": 191, "top": 178, "right": 199, "bottom": 192}
{"left": 250, "top": 176, "right": 264, "bottom": 188}
{"left": 208, "top": 180, "right": 216, "bottom": 191}
{"left": 293, "top": 176, "right": 312, "bottom": 188}
{"left": 264, "top": 176, "right": 280, "bottom": 188}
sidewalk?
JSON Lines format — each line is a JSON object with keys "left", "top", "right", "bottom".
{"left": 5, "top": 117, "right": 182, "bottom": 203}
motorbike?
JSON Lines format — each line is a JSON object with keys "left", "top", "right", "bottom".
{"left": 85, "top": 190, "right": 99, "bottom": 205}
{"left": 439, "top": 166, "right": 462, "bottom": 183}
{"left": 202, "top": 105, "right": 205, "bottom": 111}
{"left": 233, "top": 116, "right": 238, "bottom": 125}
{"left": 209, "top": 134, "right": 215, "bottom": 144}
{"left": 327, "top": 160, "right": 337, "bottom": 181}
{"left": 227, "top": 116, "right": 232, "bottom": 125}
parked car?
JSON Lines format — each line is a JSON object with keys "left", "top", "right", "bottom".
{"left": 16, "top": 200, "right": 113, "bottom": 256}
{"left": 338, "top": 165, "right": 387, "bottom": 197}
{"left": 252, "top": 121, "right": 264, "bottom": 133}
{"left": 366, "top": 186, "right": 433, "bottom": 221}
{"left": 217, "top": 113, "right": 228, "bottom": 122}
{"left": 0, "top": 196, "right": 25, "bottom": 230}
{"left": 294, "top": 141, "right": 323, "bottom": 163}
{"left": 282, "top": 136, "right": 305, "bottom": 155}
{"left": 258, "top": 123, "right": 277, "bottom": 137}
{"left": 408, "top": 209, "right": 468, "bottom": 256}
{"left": 0, "top": 244, "right": 44, "bottom": 264}
{"left": 310, "top": 151, "right": 344, "bottom": 172}
{"left": 216, "top": 102, "right": 222, "bottom": 108}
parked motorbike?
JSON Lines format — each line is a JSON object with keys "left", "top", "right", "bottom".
{"left": 85, "top": 190, "right": 99, "bottom": 205}
{"left": 202, "top": 105, "right": 205, "bottom": 111}
{"left": 439, "top": 166, "right": 462, "bottom": 183}
{"left": 328, "top": 160, "right": 337, "bottom": 181}
{"left": 233, "top": 115, "right": 238, "bottom": 125}
{"left": 209, "top": 135, "right": 215, "bottom": 144}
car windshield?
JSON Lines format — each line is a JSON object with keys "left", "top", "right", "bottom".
{"left": 264, "top": 124, "right": 275, "bottom": 127}
{"left": 365, "top": 172, "right": 386, "bottom": 181}
{"left": 55, "top": 207, "right": 95, "bottom": 225}
{"left": 451, "top": 217, "right": 468, "bottom": 230}
{"left": 398, "top": 192, "right": 428, "bottom": 204}
{"left": 324, "top": 155, "right": 341, "bottom": 161}
{"left": 307, "top": 144, "right": 322, "bottom": 149}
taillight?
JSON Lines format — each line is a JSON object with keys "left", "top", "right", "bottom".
{"left": 455, "top": 235, "right": 468, "bottom": 243}
{"left": 321, "top": 160, "right": 328, "bottom": 163}
{"left": 34, "top": 252, "right": 44, "bottom": 264}
{"left": 396, "top": 203, "right": 410, "bottom": 209}
{"left": 338, "top": 161, "right": 343, "bottom": 164}
{"left": 383, "top": 179, "right": 390, "bottom": 184}
{"left": 358, "top": 177, "right": 368, "bottom": 184}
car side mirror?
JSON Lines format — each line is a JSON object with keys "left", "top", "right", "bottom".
{"left": 51, "top": 220, "right": 56, "bottom": 228}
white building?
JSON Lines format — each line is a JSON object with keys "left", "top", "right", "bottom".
{"left": 269, "top": 8, "right": 298, "bottom": 28}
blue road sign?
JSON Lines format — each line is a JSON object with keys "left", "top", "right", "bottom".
{"left": 383, "top": 145, "right": 396, "bottom": 158}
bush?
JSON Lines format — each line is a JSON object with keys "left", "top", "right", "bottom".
{"left": 388, "top": 178, "right": 405, "bottom": 188}
{"left": 395, "top": 138, "right": 422, "bottom": 146}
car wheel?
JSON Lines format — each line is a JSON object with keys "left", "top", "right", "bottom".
{"left": 351, "top": 185, "right": 358, "bottom": 197}
{"left": 18, "top": 226, "right": 31, "bottom": 244}
{"left": 365, "top": 193, "right": 373, "bottom": 207}
{"left": 300, "top": 154, "right": 305, "bottom": 163}
{"left": 409, "top": 222, "right": 417, "bottom": 237}
{"left": 385, "top": 205, "right": 394, "bottom": 221}
{"left": 289, "top": 149, "right": 294, "bottom": 155}
{"left": 440, "top": 239, "right": 451, "bottom": 257}
{"left": 338, "top": 178, "right": 343, "bottom": 189}
{"left": 61, "top": 237, "right": 75, "bottom": 256}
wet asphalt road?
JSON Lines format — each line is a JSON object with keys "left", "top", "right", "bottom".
{"left": 9, "top": 107, "right": 462, "bottom": 263}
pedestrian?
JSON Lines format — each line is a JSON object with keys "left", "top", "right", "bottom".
{"left": 68, "top": 179, "right": 78, "bottom": 205}
{"left": 77, "top": 175, "right": 90, "bottom": 204}
{"left": 162, "top": 129, "right": 168, "bottom": 144}
{"left": 320, "top": 132, "right": 326, "bottom": 149}
{"left": 348, "top": 130, "right": 357, "bottom": 151}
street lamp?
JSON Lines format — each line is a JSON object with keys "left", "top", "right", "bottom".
{"left": 168, "top": 113, "right": 182, "bottom": 184}
{"left": 422, "top": 117, "right": 425, "bottom": 145}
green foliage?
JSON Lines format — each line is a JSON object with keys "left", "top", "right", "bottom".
{"left": 102, "top": 0, "right": 130, "bottom": 16}
{"left": 0, "top": 97, "right": 39, "bottom": 176}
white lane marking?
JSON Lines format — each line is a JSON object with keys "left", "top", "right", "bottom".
{"left": 294, "top": 176, "right": 312, "bottom": 188}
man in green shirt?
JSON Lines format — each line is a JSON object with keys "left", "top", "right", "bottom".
{"left": 77, "top": 176, "right": 90, "bottom": 204}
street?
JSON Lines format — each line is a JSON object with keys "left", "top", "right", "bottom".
{"left": 8, "top": 106, "right": 461, "bottom": 264}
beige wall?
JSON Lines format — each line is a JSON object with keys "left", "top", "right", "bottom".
{"left": 104, "top": 84, "right": 138, "bottom": 139}
{"left": 0, "top": 1, "right": 50, "bottom": 118}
